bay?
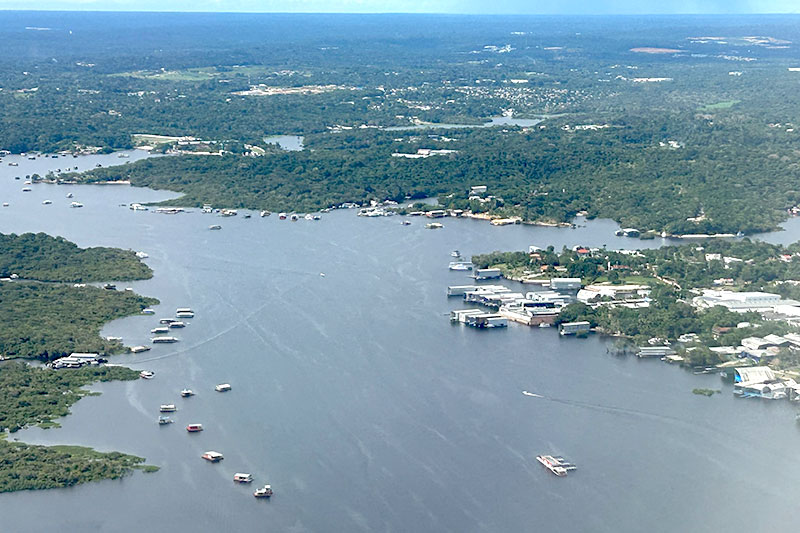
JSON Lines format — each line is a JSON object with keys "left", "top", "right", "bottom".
{"left": 1, "top": 155, "right": 799, "bottom": 532}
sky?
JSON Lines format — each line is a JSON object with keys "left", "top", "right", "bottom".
{"left": 0, "top": 0, "right": 797, "bottom": 14}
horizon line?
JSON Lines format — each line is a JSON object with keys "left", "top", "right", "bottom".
{"left": 0, "top": 9, "right": 798, "bottom": 15}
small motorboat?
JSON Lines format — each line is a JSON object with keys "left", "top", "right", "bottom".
{"left": 234, "top": 473, "right": 253, "bottom": 483}
{"left": 254, "top": 485, "right": 273, "bottom": 498}
{"left": 186, "top": 424, "right": 204, "bottom": 432}
{"left": 208, "top": 225, "right": 222, "bottom": 230}
{"left": 66, "top": 192, "right": 74, "bottom": 198}
{"left": 103, "top": 283, "right": 116, "bottom": 290}
{"left": 451, "top": 250, "right": 460, "bottom": 257}
{"left": 139, "top": 370, "right": 155, "bottom": 379}
{"left": 180, "top": 389, "right": 195, "bottom": 397}
{"left": 159, "top": 404, "right": 177, "bottom": 413}
{"left": 158, "top": 416, "right": 173, "bottom": 425}
{"left": 42, "top": 199, "right": 52, "bottom": 205}
{"left": 260, "top": 210, "right": 271, "bottom": 217}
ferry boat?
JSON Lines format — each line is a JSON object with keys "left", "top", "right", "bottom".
{"left": 168, "top": 321, "right": 186, "bottom": 329}
{"left": 176, "top": 308, "right": 194, "bottom": 318}
{"left": 131, "top": 345, "right": 151, "bottom": 353}
{"left": 158, "top": 416, "right": 173, "bottom": 425}
{"left": 180, "top": 389, "right": 195, "bottom": 397}
{"left": 536, "top": 455, "right": 577, "bottom": 477}
{"left": 253, "top": 485, "right": 273, "bottom": 498}
{"left": 151, "top": 336, "right": 179, "bottom": 344}
{"left": 186, "top": 423, "right": 204, "bottom": 432}
{"left": 159, "top": 404, "right": 177, "bottom": 413}
{"left": 260, "top": 210, "right": 271, "bottom": 217}
{"left": 234, "top": 473, "right": 254, "bottom": 483}
{"left": 202, "top": 451, "right": 223, "bottom": 462}
{"left": 151, "top": 326, "right": 170, "bottom": 334}
{"left": 208, "top": 225, "right": 222, "bottom": 230}
{"left": 139, "top": 370, "right": 155, "bottom": 379}
{"left": 278, "top": 212, "right": 287, "bottom": 220}
{"left": 215, "top": 383, "right": 232, "bottom": 392}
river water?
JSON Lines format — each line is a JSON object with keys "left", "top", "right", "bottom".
{"left": 2, "top": 153, "right": 800, "bottom": 532}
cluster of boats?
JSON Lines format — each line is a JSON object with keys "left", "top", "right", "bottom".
{"left": 204, "top": 206, "right": 322, "bottom": 229}
{"left": 448, "top": 250, "right": 474, "bottom": 271}
{"left": 148, "top": 308, "right": 194, "bottom": 345}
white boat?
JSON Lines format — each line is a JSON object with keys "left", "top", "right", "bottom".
{"left": 130, "top": 345, "right": 151, "bottom": 353}
{"left": 159, "top": 404, "right": 177, "bottom": 412}
{"left": 538, "top": 322, "right": 552, "bottom": 328}
{"left": 139, "top": 370, "right": 155, "bottom": 379}
{"left": 151, "top": 327, "right": 170, "bottom": 334}
{"left": 168, "top": 321, "right": 186, "bottom": 329}
{"left": 234, "top": 473, "right": 254, "bottom": 483}
{"left": 425, "top": 222, "right": 443, "bottom": 229}
{"left": 186, "top": 423, "right": 203, "bottom": 432}
{"left": 141, "top": 308, "right": 156, "bottom": 315}
{"left": 536, "top": 455, "right": 576, "bottom": 477}
{"left": 66, "top": 192, "right": 74, "bottom": 198}
{"left": 159, "top": 318, "right": 178, "bottom": 324}
{"left": 304, "top": 214, "right": 314, "bottom": 221}
{"left": 290, "top": 214, "right": 299, "bottom": 221}
{"left": 202, "top": 451, "right": 224, "bottom": 462}
{"left": 151, "top": 336, "right": 179, "bottom": 343}
{"left": 215, "top": 383, "right": 232, "bottom": 392}
{"left": 176, "top": 308, "right": 194, "bottom": 318}
{"left": 312, "top": 214, "right": 321, "bottom": 220}
{"left": 180, "top": 389, "right": 195, "bottom": 397}
{"left": 70, "top": 201, "right": 84, "bottom": 208}
{"left": 278, "top": 212, "right": 287, "bottom": 220}
{"left": 2, "top": 203, "right": 8, "bottom": 207}
{"left": 451, "top": 250, "right": 460, "bottom": 257}
{"left": 402, "top": 220, "right": 411, "bottom": 225}
{"left": 254, "top": 485, "right": 273, "bottom": 498}
{"left": 208, "top": 225, "right": 222, "bottom": 230}
{"left": 260, "top": 210, "right": 271, "bottom": 217}
{"left": 448, "top": 261, "right": 473, "bottom": 271}
{"left": 42, "top": 200, "right": 52, "bottom": 205}
{"left": 158, "top": 416, "right": 173, "bottom": 425}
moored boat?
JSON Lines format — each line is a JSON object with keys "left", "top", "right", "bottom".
{"left": 254, "top": 485, "right": 273, "bottom": 498}
{"left": 139, "top": 370, "right": 155, "bottom": 379}
{"left": 260, "top": 210, "right": 271, "bottom": 217}
{"left": 141, "top": 308, "right": 155, "bottom": 315}
{"left": 186, "top": 423, "right": 204, "bottom": 432}
{"left": 176, "top": 308, "right": 194, "bottom": 318}
{"left": 152, "top": 336, "right": 179, "bottom": 343}
{"left": 151, "top": 326, "right": 170, "bottom": 334}
{"left": 159, "top": 404, "right": 177, "bottom": 413}
{"left": 131, "top": 345, "right": 151, "bottom": 353}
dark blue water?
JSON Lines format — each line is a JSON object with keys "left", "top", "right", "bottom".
{"left": 1, "top": 155, "right": 800, "bottom": 532}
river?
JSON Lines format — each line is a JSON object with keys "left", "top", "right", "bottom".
{"left": 1, "top": 152, "right": 800, "bottom": 532}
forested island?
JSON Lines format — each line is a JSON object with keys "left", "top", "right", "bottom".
{"left": 0, "top": 233, "right": 158, "bottom": 492}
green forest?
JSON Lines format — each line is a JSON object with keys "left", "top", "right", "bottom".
{"left": 0, "top": 283, "right": 156, "bottom": 361}
{"left": 0, "top": 363, "right": 155, "bottom": 493}
{"left": 0, "top": 363, "right": 139, "bottom": 432}
{"left": 0, "top": 232, "right": 153, "bottom": 282}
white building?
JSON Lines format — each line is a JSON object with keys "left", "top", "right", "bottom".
{"left": 693, "top": 290, "right": 782, "bottom": 312}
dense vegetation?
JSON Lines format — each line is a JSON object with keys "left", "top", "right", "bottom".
{"left": 0, "top": 232, "right": 152, "bottom": 282}
{"left": 0, "top": 283, "right": 156, "bottom": 361}
{"left": 474, "top": 238, "right": 800, "bottom": 291}
{"left": 0, "top": 363, "right": 155, "bottom": 493}
{"left": 0, "top": 362, "right": 139, "bottom": 432}
{"left": 3, "top": 13, "right": 800, "bottom": 234}
{"left": 0, "top": 440, "right": 155, "bottom": 493}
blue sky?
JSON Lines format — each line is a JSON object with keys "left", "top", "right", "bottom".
{"left": 0, "top": 0, "right": 797, "bottom": 13}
